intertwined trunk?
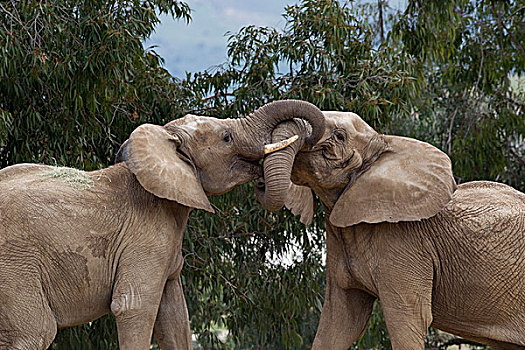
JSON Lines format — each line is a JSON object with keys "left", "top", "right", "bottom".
{"left": 255, "top": 119, "right": 312, "bottom": 211}
{"left": 234, "top": 100, "right": 325, "bottom": 160}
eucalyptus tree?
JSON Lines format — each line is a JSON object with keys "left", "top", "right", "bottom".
{"left": 0, "top": 0, "right": 191, "bottom": 170}
{"left": 394, "top": 0, "right": 525, "bottom": 191}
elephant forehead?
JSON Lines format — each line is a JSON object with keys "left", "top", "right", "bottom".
{"left": 317, "top": 111, "right": 378, "bottom": 148}
{"left": 168, "top": 114, "right": 225, "bottom": 135}
{"left": 323, "top": 111, "right": 376, "bottom": 134}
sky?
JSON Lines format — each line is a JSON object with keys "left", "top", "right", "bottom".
{"left": 144, "top": 0, "right": 408, "bottom": 78}
{"left": 144, "top": 0, "right": 298, "bottom": 77}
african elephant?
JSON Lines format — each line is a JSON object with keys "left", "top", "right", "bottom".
{"left": 0, "top": 100, "right": 325, "bottom": 350}
{"left": 255, "top": 111, "right": 525, "bottom": 350}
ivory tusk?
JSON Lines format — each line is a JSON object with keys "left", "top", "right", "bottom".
{"left": 264, "top": 135, "right": 299, "bottom": 155}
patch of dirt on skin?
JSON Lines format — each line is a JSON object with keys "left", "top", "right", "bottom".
{"left": 40, "top": 167, "right": 94, "bottom": 189}
{"left": 51, "top": 251, "right": 91, "bottom": 286}
{"left": 87, "top": 236, "right": 109, "bottom": 258}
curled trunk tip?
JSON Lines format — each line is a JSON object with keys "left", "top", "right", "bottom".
{"left": 249, "top": 99, "right": 325, "bottom": 150}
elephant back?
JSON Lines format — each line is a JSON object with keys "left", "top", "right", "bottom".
{"left": 0, "top": 163, "right": 53, "bottom": 182}
{"left": 440, "top": 181, "right": 525, "bottom": 236}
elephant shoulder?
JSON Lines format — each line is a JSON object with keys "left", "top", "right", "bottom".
{"left": 1, "top": 164, "right": 55, "bottom": 205}
{"left": 440, "top": 181, "right": 525, "bottom": 233}
{"left": 1, "top": 165, "right": 95, "bottom": 189}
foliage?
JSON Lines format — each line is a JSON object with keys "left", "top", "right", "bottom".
{"left": 184, "top": 0, "right": 419, "bottom": 128}
{"left": 1, "top": 0, "right": 523, "bottom": 349}
{"left": 393, "top": 0, "right": 525, "bottom": 190}
{"left": 0, "top": 0, "right": 190, "bottom": 169}
{"left": 185, "top": 187, "right": 325, "bottom": 349}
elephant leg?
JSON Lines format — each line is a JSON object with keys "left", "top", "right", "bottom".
{"left": 153, "top": 276, "right": 192, "bottom": 350}
{"left": 312, "top": 275, "right": 375, "bottom": 350}
{"left": 111, "top": 263, "right": 166, "bottom": 350}
{"left": 381, "top": 303, "right": 431, "bottom": 350}
{"left": 112, "top": 284, "right": 164, "bottom": 349}
{"left": 379, "top": 275, "right": 433, "bottom": 350}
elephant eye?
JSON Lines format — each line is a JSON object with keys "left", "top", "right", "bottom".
{"left": 223, "top": 133, "right": 232, "bottom": 143}
{"left": 334, "top": 130, "right": 345, "bottom": 142}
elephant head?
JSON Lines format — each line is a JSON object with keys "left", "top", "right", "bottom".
{"left": 256, "top": 110, "right": 456, "bottom": 226}
{"left": 115, "top": 100, "right": 326, "bottom": 212}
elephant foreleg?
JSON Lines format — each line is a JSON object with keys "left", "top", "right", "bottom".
{"left": 379, "top": 268, "right": 433, "bottom": 350}
{"left": 153, "top": 276, "right": 192, "bottom": 350}
{"left": 312, "top": 277, "right": 375, "bottom": 350}
{"left": 111, "top": 261, "right": 166, "bottom": 350}
{"left": 381, "top": 299, "right": 432, "bottom": 350}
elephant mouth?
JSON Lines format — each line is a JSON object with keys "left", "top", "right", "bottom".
{"left": 254, "top": 176, "right": 266, "bottom": 190}
{"left": 205, "top": 158, "right": 262, "bottom": 196}
{"left": 236, "top": 157, "right": 263, "bottom": 178}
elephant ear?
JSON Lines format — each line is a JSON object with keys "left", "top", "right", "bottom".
{"left": 330, "top": 136, "right": 455, "bottom": 227}
{"left": 121, "top": 124, "right": 214, "bottom": 213}
{"left": 285, "top": 183, "right": 315, "bottom": 225}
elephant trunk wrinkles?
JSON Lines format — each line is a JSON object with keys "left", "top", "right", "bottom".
{"left": 235, "top": 100, "right": 325, "bottom": 159}
{"left": 256, "top": 120, "right": 309, "bottom": 211}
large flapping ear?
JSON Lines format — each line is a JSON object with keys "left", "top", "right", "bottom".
{"left": 120, "top": 124, "right": 214, "bottom": 213}
{"left": 330, "top": 136, "right": 456, "bottom": 227}
{"left": 284, "top": 183, "right": 316, "bottom": 225}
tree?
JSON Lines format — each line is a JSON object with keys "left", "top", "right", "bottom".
{"left": 0, "top": 0, "right": 190, "bottom": 170}
{"left": 394, "top": 0, "right": 525, "bottom": 191}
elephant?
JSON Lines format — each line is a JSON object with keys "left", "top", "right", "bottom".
{"left": 255, "top": 110, "right": 525, "bottom": 350}
{"left": 0, "top": 100, "right": 325, "bottom": 350}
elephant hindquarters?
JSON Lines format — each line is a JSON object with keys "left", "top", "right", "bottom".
{"left": 0, "top": 265, "right": 57, "bottom": 349}
{"left": 428, "top": 181, "right": 525, "bottom": 346}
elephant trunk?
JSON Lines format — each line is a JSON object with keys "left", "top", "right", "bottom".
{"left": 255, "top": 120, "right": 309, "bottom": 211}
{"left": 236, "top": 100, "right": 325, "bottom": 160}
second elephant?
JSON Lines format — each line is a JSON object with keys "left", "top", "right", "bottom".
{"left": 256, "top": 111, "right": 525, "bottom": 350}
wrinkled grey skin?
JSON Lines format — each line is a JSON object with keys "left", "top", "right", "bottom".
{"left": 257, "top": 112, "right": 525, "bottom": 350}
{"left": 0, "top": 100, "right": 325, "bottom": 350}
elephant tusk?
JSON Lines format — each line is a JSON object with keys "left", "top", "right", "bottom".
{"left": 264, "top": 135, "right": 299, "bottom": 155}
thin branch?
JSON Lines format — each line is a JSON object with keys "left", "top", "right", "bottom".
{"left": 378, "top": 0, "right": 385, "bottom": 44}
{"left": 446, "top": 107, "right": 458, "bottom": 155}
{"left": 440, "top": 338, "right": 485, "bottom": 349}
{"left": 474, "top": 19, "right": 485, "bottom": 94}
{"left": 201, "top": 92, "right": 235, "bottom": 102}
